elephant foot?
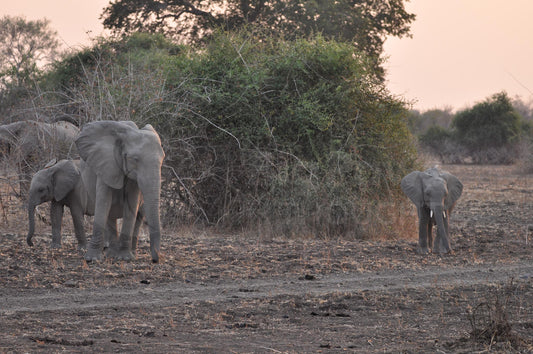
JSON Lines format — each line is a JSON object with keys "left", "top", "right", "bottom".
{"left": 151, "top": 250, "right": 160, "bottom": 264}
{"left": 106, "top": 248, "right": 135, "bottom": 261}
{"left": 416, "top": 247, "right": 430, "bottom": 255}
{"left": 51, "top": 242, "right": 62, "bottom": 249}
{"left": 85, "top": 247, "right": 104, "bottom": 262}
{"left": 77, "top": 243, "right": 88, "bottom": 252}
{"left": 432, "top": 247, "right": 452, "bottom": 255}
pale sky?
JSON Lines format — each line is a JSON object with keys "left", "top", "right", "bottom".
{"left": 2, "top": 0, "right": 533, "bottom": 112}
{"left": 384, "top": 0, "right": 533, "bottom": 111}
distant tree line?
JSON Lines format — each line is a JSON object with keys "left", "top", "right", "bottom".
{"left": 409, "top": 92, "right": 533, "bottom": 164}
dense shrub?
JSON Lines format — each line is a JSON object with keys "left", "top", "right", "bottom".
{"left": 13, "top": 31, "right": 418, "bottom": 238}
{"left": 156, "top": 32, "right": 417, "bottom": 236}
{"left": 419, "top": 125, "right": 452, "bottom": 152}
{"left": 452, "top": 92, "right": 522, "bottom": 150}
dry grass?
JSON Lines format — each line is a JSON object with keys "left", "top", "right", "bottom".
{"left": 466, "top": 280, "right": 532, "bottom": 351}
{"left": 1, "top": 163, "right": 532, "bottom": 352}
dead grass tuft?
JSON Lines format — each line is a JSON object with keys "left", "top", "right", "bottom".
{"left": 468, "top": 280, "right": 531, "bottom": 351}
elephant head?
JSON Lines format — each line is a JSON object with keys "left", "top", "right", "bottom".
{"left": 401, "top": 167, "right": 463, "bottom": 254}
{"left": 75, "top": 121, "right": 165, "bottom": 262}
{"left": 27, "top": 159, "right": 80, "bottom": 246}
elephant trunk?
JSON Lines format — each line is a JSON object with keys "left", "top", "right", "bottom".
{"left": 138, "top": 173, "right": 162, "bottom": 263}
{"left": 27, "top": 202, "right": 37, "bottom": 246}
{"left": 432, "top": 206, "right": 451, "bottom": 253}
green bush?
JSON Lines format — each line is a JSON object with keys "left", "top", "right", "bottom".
{"left": 419, "top": 125, "right": 452, "bottom": 151}
{"left": 452, "top": 92, "right": 522, "bottom": 150}
{"left": 26, "top": 31, "right": 418, "bottom": 238}
{"left": 417, "top": 92, "right": 528, "bottom": 164}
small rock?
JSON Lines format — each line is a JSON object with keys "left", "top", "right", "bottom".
{"left": 64, "top": 280, "right": 78, "bottom": 288}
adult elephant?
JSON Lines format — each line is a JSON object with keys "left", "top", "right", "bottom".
{"left": 76, "top": 120, "right": 165, "bottom": 262}
{"left": 27, "top": 159, "right": 144, "bottom": 251}
{"left": 401, "top": 167, "right": 463, "bottom": 254}
{"left": 0, "top": 120, "right": 79, "bottom": 195}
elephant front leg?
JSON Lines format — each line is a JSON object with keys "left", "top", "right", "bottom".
{"left": 111, "top": 184, "right": 140, "bottom": 261}
{"left": 417, "top": 208, "right": 431, "bottom": 254}
{"left": 427, "top": 216, "right": 433, "bottom": 250}
{"left": 50, "top": 201, "right": 64, "bottom": 249}
{"left": 85, "top": 182, "right": 113, "bottom": 262}
{"left": 69, "top": 204, "right": 87, "bottom": 251}
{"left": 433, "top": 209, "right": 452, "bottom": 254}
{"left": 131, "top": 210, "right": 144, "bottom": 253}
{"left": 443, "top": 210, "right": 450, "bottom": 240}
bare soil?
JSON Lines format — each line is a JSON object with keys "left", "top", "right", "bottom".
{"left": 1, "top": 164, "right": 532, "bottom": 353}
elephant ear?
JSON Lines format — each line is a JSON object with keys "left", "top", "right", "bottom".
{"left": 401, "top": 171, "right": 424, "bottom": 207}
{"left": 440, "top": 171, "right": 463, "bottom": 209}
{"left": 52, "top": 160, "right": 80, "bottom": 201}
{"left": 76, "top": 121, "right": 139, "bottom": 189}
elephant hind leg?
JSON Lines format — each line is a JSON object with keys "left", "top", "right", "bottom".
{"left": 105, "top": 218, "right": 118, "bottom": 250}
{"left": 69, "top": 204, "right": 87, "bottom": 251}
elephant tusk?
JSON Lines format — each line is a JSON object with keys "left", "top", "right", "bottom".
{"left": 443, "top": 210, "right": 447, "bottom": 219}
{"left": 430, "top": 210, "right": 433, "bottom": 218}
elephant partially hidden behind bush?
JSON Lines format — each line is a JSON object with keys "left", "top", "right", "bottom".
{"left": 0, "top": 120, "right": 79, "bottom": 195}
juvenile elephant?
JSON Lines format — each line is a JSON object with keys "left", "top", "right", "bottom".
{"left": 0, "top": 120, "right": 79, "bottom": 195}
{"left": 75, "top": 120, "right": 165, "bottom": 262}
{"left": 401, "top": 167, "right": 463, "bottom": 254}
{"left": 27, "top": 159, "right": 144, "bottom": 251}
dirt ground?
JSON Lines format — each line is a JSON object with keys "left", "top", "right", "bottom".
{"left": 0, "top": 164, "right": 532, "bottom": 353}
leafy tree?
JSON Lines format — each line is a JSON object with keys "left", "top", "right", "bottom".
{"left": 419, "top": 125, "right": 451, "bottom": 150}
{"left": 100, "top": 0, "right": 415, "bottom": 78}
{"left": 452, "top": 92, "right": 522, "bottom": 150}
{"left": 0, "top": 16, "right": 59, "bottom": 88}
{"left": 512, "top": 96, "right": 533, "bottom": 124}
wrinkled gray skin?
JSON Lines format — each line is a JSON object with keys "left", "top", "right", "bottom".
{"left": 76, "top": 121, "right": 165, "bottom": 263}
{"left": 27, "top": 159, "right": 144, "bottom": 251}
{"left": 401, "top": 167, "right": 463, "bottom": 254}
{"left": 0, "top": 120, "right": 78, "bottom": 195}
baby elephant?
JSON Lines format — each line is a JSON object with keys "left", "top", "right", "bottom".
{"left": 401, "top": 167, "right": 463, "bottom": 254}
{"left": 27, "top": 159, "right": 144, "bottom": 250}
